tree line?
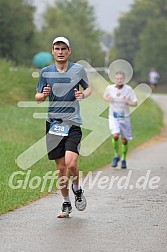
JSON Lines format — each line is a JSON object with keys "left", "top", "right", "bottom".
{"left": 0, "top": 0, "right": 36, "bottom": 65}
{"left": 0, "top": 0, "right": 167, "bottom": 83}
{"left": 112, "top": 0, "right": 167, "bottom": 83}
{"left": 0, "top": 0, "right": 104, "bottom": 67}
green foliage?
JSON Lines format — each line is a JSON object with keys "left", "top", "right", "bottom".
{"left": 112, "top": 0, "right": 167, "bottom": 80}
{"left": 114, "top": 1, "right": 155, "bottom": 63}
{"left": 135, "top": 17, "right": 167, "bottom": 81}
{"left": 0, "top": 0, "right": 37, "bottom": 65}
{"left": 38, "top": 0, "right": 104, "bottom": 66}
{"left": 0, "top": 0, "right": 105, "bottom": 67}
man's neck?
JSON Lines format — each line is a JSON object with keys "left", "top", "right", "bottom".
{"left": 55, "top": 61, "right": 68, "bottom": 72}
{"left": 115, "top": 84, "right": 124, "bottom": 89}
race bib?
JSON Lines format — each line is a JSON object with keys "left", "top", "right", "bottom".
{"left": 49, "top": 121, "right": 70, "bottom": 136}
{"left": 113, "top": 111, "right": 125, "bottom": 119}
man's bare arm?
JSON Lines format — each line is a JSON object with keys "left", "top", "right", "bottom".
{"left": 35, "top": 84, "right": 50, "bottom": 102}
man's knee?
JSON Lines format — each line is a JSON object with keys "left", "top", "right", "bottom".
{"left": 67, "top": 161, "right": 77, "bottom": 172}
{"left": 122, "top": 138, "right": 128, "bottom": 145}
{"left": 56, "top": 160, "right": 67, "bottom": 176}
{"left": 113, "top": 134, "right": 119, "bottom": 141}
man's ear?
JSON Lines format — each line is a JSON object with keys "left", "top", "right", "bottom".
{"left": 68, "top": 48, "right": 72, "bottom": 55}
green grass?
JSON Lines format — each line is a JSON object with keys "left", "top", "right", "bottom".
{"left": 0, "top": 59, "right": 164, "bottom": 215}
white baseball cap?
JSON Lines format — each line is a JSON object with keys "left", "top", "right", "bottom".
{"left": 52, "top": 36, "right": 70, "bottom": 48}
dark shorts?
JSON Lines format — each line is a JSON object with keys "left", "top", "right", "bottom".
{"left": 46, "top": 121, "right": 82, "bottom": 160}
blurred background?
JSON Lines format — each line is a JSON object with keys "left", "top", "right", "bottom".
{"left": 0, "top": 0, "right": 167, "bottom": 86}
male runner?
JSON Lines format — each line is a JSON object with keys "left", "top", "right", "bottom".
{"left": 35, "top": 37, "right": 91, "bottom": 216}
{"left": 148, "top": 68, "right": 160, "bottom": 92}
{"left": 103, "top": 71, "right": 137, "bottom": 169}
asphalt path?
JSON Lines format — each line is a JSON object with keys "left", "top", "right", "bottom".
{"left": 0, "top": 94, "right": 167, "bottom": 252}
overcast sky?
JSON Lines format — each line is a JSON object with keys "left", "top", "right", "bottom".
{"left": 33, "top": 0, "right": 134, "bottom": 32}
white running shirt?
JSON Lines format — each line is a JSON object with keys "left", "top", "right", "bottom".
{"left": 104, "top": 84, "right": 137, "bottom": 118}
{"left": 103, "top": 84, "right": 137, "bottom": 139}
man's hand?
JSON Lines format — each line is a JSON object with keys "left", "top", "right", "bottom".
{"left": 74, "top": 88, "right": 84, "bottom": 101}
{"left": 121, "top": 96, "right": 129, "bottom": 105}
{"left": 103, "top": 95, "right": 113, "bottom": 102}
{"left": 43, "top": 84, "right": 51, "bottom": 97}
{"left": 35, "top": 84, "right": 50, "bottom": 102}
{"left": 121, "top": 96, "right": 138, "bottom": 107}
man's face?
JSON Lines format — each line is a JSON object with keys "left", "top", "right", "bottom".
{"left": 115, "top": 74, "right": 125, "bottom": 86}
{"left": 52, "top": 42, "right": 71, "bottom": 63}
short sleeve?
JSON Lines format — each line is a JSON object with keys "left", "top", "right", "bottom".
{"left": 129, "top": 88, "right": 138, "bottom": 102}
{"left": 36, "top": 69, "right": 47, "bottom": 93}
{"left": 103, "top": 86, "right": 111, "bottom": 97}
{"left": 79, "top": 66, "right": 89, "bottom": 89}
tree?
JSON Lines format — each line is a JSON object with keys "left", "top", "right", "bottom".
{"left": 113, "top": 0, "right": 157, "bottom": 64}
{"left": 112, "top": 0, "right": 167, "bottom": 80}
{"left": 135, "top": 18, "right": 167, "bottom": 80}
{"left": 37, "top": 0, "right": 104, "bottom": 66}
{"left": 0, "top": 0, "right": 37, "bottom": 64}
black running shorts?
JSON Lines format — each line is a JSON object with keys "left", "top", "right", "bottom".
{"left": 46, "top": 121, "right": 82, "bottom": 160}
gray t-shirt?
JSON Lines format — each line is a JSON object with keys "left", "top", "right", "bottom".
{"left": 36, "top": 62, "right": 89, "bottom": 125}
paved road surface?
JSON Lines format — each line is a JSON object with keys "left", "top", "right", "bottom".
{"left": 0, "top": 94, "right": 167, "bottom": 252}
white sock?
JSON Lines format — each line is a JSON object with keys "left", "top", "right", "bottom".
{"left": 72, "top": 183, "right": 79, "bottom": 192}
{"left": 63, "top": 196, "right": 71, "bottom": 203}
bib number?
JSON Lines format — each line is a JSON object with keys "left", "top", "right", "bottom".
{"left": 49, "top": 121, "right": 70, "bottom": 136}
{"left": 113, "top": 111, "right": 125, "bottom": 119}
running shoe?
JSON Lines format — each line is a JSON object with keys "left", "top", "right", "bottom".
{"left": 121, "top": 160, "right": 127, "bottom": 169}
{"left": 61, "top": 202, "right": 72, "bottom": 216}
{"left": 72, "top": 184, "right": 87, "bottom": 211}
{"left": 111, "top": 156, "right": 120, "bottom": 167}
